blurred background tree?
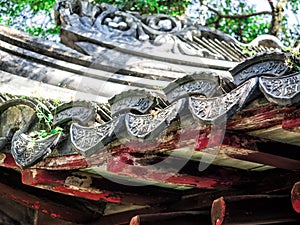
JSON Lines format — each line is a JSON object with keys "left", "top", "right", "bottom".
{"left": 0, "top": 0, "right": 299, "bottom": 46}
{"left": 0, "top": 0, "right": 60, "bottom": 41}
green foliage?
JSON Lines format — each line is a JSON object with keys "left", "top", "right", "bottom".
{"left": 0, "top": 0, "right": 299, "bottom": 46}
{"left": 26, "top": 25, "right": 60, "bottom": 37}
{"left": 241, "top": 46, "right": 257, "bottom": 57}
{"left": 34, "top": 99, "right": 63, "bottom": 139}
{"left": 283, "top": 46, "right": 300, "bottom": 71}
{"left": 0, "top": 0, "right": 60, "bottom": 40}
{"left": 203, "top": 0, "right": 299, "bottom": 45}
{"left": 93, "top": 0, "right": 190, "bottom": 16}
{"left": 11, "top": 0, "right": 56, "bottom": 13}
{"left": 204, "top": 0, "right": 268, "bottom": 43}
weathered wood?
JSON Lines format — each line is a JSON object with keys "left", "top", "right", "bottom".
{"left": 0, "top": 182, "right": 98, "bottom": 223}
{"left": 0, "top": 2, "right": 299, "bottom": 224}
{"left": 292, "top": 182, "right": 300, "bottom": 213}
{"left": 283, "top": 108, "right": 300, "bottom": 133}
{"left": 227, "top": 100, "right": 294, "bottom": 131}
{"left": 0, "top": 209, "right": 22, "bottom": 225}
{"left": 0, "top": 195, "right": 36, "bottom": 225}
{"left": 211, "top": 195, "right": 300, "bottom": 225}
{"left": 248, "top": 125, "right": 300, "bottom": 147}
{"left": 129, "top": 211, "right": 210, "bottom": 225}
{"left": 21, "top": 168, "right": 180, "bottom": 205}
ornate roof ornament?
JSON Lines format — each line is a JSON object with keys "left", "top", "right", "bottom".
{"left": 55, "top": 0, "right": 277, "bottom": 62}
{"left": 229, "top": 52, "right": 291, "bottom": 86}
{"left": 11, "top": 131, "right": 62, "bottom": 168}
{"left": 70, "top": 117, "right": 123, "bottom": 157}
{"left": 53, "top": 101, "right": 97, "bottom": 125}
{"left": 108, "top": 89, "right": 159, "bottom": 117}
{"left": 125, "top": 98, "right": 185, "bottom": 139}
{"left": 163, "top": 72, "right": 222, "bottom": 103}
{"left": 189, "top": 77, "right": 258, "bottom": 123}
{"left": 0, "top": 98, "right": 36, "bottom": 150}
{"left": 259, "top": 72, "right": 300, "bottom": 106}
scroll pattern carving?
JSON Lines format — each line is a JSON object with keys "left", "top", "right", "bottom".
{"left": 56, "top": 0, "right": 222, "bottom": 59}
{"left": 11, "top": 131, "right": 61, "bottom": 168}
{"left": 70, "top": 118, "right": 120, "bottom": 156}
{"left": 165, "top": 80, "right": 219, "bottom": 103}
{"left": 259, "top": 72, "right": 300, "bottom": 105}
{"left": 58, "top": 1, "right": 181, "bottom": 42}
{"left": 234, "top": 61, "right": 287, "bottom": 85}
{"left": 125, "top": 99, "right": 184, "bottom": 138}
{"left": 189, "top": 78, "right": 258, "bottom": 123}
{"left": 163, "top": 73, "right": 221, "bottom": 103}
{"left": 110, "top": 96, "right": 155, "bottom": 117}
{"left": 230, "top": 52, "right": 290, "bottom": 86}
{"left": 54, "top": 106, "right": 95, "bottom": 125}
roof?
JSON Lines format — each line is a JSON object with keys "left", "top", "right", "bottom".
{"left": 0, "top": 0, "right": 299, "bottom": 224}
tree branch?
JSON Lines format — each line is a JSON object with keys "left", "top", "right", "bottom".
{"left": 269, "top": 0, "right": 288, "bottom": 36}
{"left": 206, "top": 5, "right": 272, "bottom": 19}
{"left": 267, "top": 0, "right": 275, "bottom": 12}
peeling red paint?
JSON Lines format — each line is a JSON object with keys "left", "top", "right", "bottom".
{"left": 291, "top": 182, "right": 300, "bottom": 213}
{"left": 22, "top": 168, "right": 121, "bottom": 203}
{"left": 227, "top": 104, "right": 293, "bottom": 131}
{"left": 0, "top": 153, "right": 19, "bottom": 169}
{"left": 0, "top": 182, "right": 93, "bottom": 223}
{"left": 53, "top": 185, "right": 121, "bottom": 203}
{"left": 34, "top": 154, "right": 88, "bottom": 170}
{"left": 166, "top": 176, "right": 218, "bottom": 189}
{"left": 194, "top": 135, "right": 209, "bottom": 150}
{"left": 211, "top": 197, "right": 225, "bottom": 225}
{"left": 283, "top": 109, "right": 300, "bottom": 132}
{"left": 33, "top": 202, "right": 40, "bottom": 209}
{"left": 107, "top": 156, "right": 223, "bottom": 189}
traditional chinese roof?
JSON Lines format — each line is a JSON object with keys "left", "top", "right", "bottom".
{"left": 0, "top": 1, "right": 299, "bottom": 224}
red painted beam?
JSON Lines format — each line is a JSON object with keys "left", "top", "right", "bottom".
{"left": 211, "top": 195, "right": 300, "bottom": 225}
{"left": 0, "top": 153, "right": 19, "bottom": 170}
{"left": 22, "top": 169, "right": 121, "bottom": 203}
{"left": 21, "top": 168, "right": 177, "bottom": 206}
{"left": 34, "top": 154, "right": 88, "bottom": 170}
{"left": 227, "top": 103, "right": 294, "bottom": 131}
{"left": 106, "top": 154, "right": 237, "bottom": 189}
{"left": 0, "top": 182, "right": 97, "bottom": 223}
{"left": 292, "top": 182, "right": 300, "bottom": 213}
{"left": 283, "top": 109, "right": 300, "bottom": 132}
{"left": 129, "top": 211, "right": 210, "bottom": 225}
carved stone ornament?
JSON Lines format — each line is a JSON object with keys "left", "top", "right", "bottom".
{"left": 229, "top": 52, "right": 290, "bottom": 86}
{"left": 56, "top": 1, "right": 182, "bottom": 44}
{"left": 163, "top": 73, "right": 221, "bottom": 103}
{"left": 108, "top": 89, "right": 156, "bottom": 117}
{"left": 55, "top": 1, "right": 231, "bottom": 60}
{"left": 11, "top": 131, "right": 62, "bottom": 168}
{"left": 259, "top": 72, "right": 300, "bottom": 106}
{"left": 0, "top": 98, "right": 36, "bottom": 150}
{"left": 125, "top": 98, "right": 185, "bottom": 139}
{"left": 53, "top": 102, "right": 96, "bottom": 125}
{"left": 70, "top": 117, "right": 122, "bottom": 157}
{"left": 189, "top": 77, "right": 258, "bottom": 123}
